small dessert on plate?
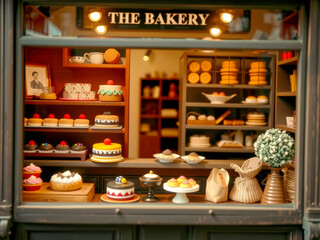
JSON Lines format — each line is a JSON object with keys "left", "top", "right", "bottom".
{"left": 38, "top": 143, "right": 54, "bottom": 153}
{"left": 23, "top": 163, "right": 42, "bottom": 179}
{"left": 167, "top": 178, "right": 180, "bottom": 188}
{"left": 74, "top": 114, "right": 90, "bottom": 127}
{"left": 24, "top": 140, "right": 38, "bottom": 153}
{"left": 70, "top": 143, "right": 87, "bottom": 154}
{"left": 59, "top": 114, "right": 74, "bottom": 127}
{"left": 27, "top": 113, "right": 43, "bottom": 126}
{"left": 50, "top": 170, "right": 83, "bottom": 191}
{"left": 43, "top": 114, "right": 58, "bottom": 127}
{"left": 55, "top": 140, "right": 70, "bottom": 153}
{"left": 107, "top": 176, "right": 135, "bottom": 200}
{"left": 180, "top": 180, "right": 192, "bottom": 189}
{"left": 257, "top": 95, "right": 268, "bottom": 103}
{"left": 153, "top": 149, "right": 180, "bottom": 163}
{"left": 23, "top": 175, "right": 43, "bottom": 191}
{"left": 94, "top": 112, "right": 119, "bottom": 128}
{"left": 245, "top": 96, "right": 257, "bottom": 103}
{"left": 177, "top": 175, "right": 187, "bottom": 184}
{"left": 181, "top": 152, "right": 205, "bottom": 164}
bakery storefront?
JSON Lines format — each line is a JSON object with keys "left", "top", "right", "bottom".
{"left": 0, "top": 0, "right": 320, "bottom": 239}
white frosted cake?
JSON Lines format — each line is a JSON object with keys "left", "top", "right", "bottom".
{"left": 189, "top": 134, "right": 211, "bottom": 148}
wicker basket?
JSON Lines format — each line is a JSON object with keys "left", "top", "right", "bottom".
{"left": 50, "top": 180, "right": 83, "bottom": 191}
{"left": 282, "top": 167, "right": 295, "bottom": 203}
{"left": 229, "top": 157, "right": 263, "bottom": 203}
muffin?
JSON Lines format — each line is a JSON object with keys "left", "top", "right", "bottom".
{"left": 23, "top": 163, "right": 42, "bottom": 179}
{"left": 23, "top": 175, "right": 43, "bottom": 191}
{"left": 38, "top": 143, "right": 54, "bottom": 153}
{"left": 24, "top": 140, "right": 38, "bottom": 153}
{"left": 55, "top": 140, "right": 70, "bottom": 153}
{"left": 167, "top": 178, "right": 180, "bottom": 188}
{"left": 70, "top": 143, "right": 87, "bottom": 153}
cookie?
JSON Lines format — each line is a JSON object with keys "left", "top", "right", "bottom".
{"left": 188, "top": 61, "right": 200, "bottom": 72}
{"left": 200, "top": 72, "right": 212, "bottom": 84}
{"left": 188, "top": 72, "right": 200, "bottom": 83}
{"left": 200, "top": 60, "right": 212, "bottom": 71}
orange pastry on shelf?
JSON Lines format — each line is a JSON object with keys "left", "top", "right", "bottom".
{"left": 74, "top": 114, "right": 90, "bottom": 127}
{"left": 200, "top": 72, "right": 212, "bottom": 84}
{"left": 104, "top": 48, "right": 121, "bottom": 64}
{"left": 200, "top": 60, "right": 212, "bottom": 71}
{"left": 188, "top": 72, "right": 200, "bottom": 83}
{"left": 59, "top": 114, "right": 74, "bottom": 127}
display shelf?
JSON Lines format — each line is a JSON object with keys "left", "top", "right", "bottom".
{"left": 186, "top": 102, "right": 271, "bottom": 108}
{"left": 275, "top": 124, "right": 296, "bottom": 133}
{"left": 24, "top": 127, "right": 125, "bottom": 133}
{"left": 186, "top": 125, "right": 269, "bottom": 131}
{"left": 277, "top": 56, "right": 298, "bottom": 66}
{"left": 141, "top": 114, "right": 159, "bottom": 119}
{"left": 25, "top": 100, "right": 126, "bottom": 106}
{"left": 24, "top": 150, "right": 89, "bottom": 161}
{"left": 276, "top": 91, "right": 296, "bottom": 97}
{"left": 184, "top": 146, "right": 255, "bottom": 153}
{"left": 186, "top": 83, "right": 272, "bottom": 89}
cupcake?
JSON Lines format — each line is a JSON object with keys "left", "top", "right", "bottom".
{"left": 55, "top": 140, "right": 70, "bottom": 153}
{"left": 23, "top": 175, "right": 43, "bottom": 191}
{"left": 24, "top": 140, "right": 38, "bottom": 153}
{"left": 188, "top": 178, "right": 197, "bottom": 186}
{"left": 70, "top": 143, "right": 87, "bottom": 153}
{"left": 23, "top": 163, "right": 42, "bottom": 179}
{"left": 180, "top": 180, "right": 192, "bottom": 189}
{"left": 177, "top": 175, "right": 187, "bottom": 184}
{"left": 167, "top": 178, "right": 180, "bottom": 188}
{"left": 38, "top": 143, "right": 54, "bottom": 153}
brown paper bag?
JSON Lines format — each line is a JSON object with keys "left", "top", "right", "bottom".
{"left": 205, "top": 168, "right": 230, "bottom": 203}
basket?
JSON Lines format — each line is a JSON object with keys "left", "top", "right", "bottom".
{"left": 50, "top": 180, "right": 83, "bottom": 191}
{"left": 282, "top": 166, "right": 295, "bottom": 203}
{"left": 229, "top": 157, "right": 263, "bottom": 203}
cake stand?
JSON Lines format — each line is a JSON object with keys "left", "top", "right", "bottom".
{"left": 163, "top": 183, "right": 199, "bottom": 204}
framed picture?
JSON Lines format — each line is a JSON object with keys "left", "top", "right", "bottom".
{"left": 25, "top": 63, "right": 51, "bottom": 97}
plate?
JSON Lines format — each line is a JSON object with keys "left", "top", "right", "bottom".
{"left": 90, "top": 156, "right": 124, "bottom": 163}
{"left": 181, "top": 155, "right": 205, "bottom": 164}
{"left": 245, "top": 121, "right": 267, "bottom": 126}
{"left": 241, "top": 101, "right": 267, "bottom": 105}
{"left": 153, "top": 153, "right": 180, "bottom": 163}
{"left": 189, "top": 143, "right": 211, "bottom": 148}
{"left": 100, "top": 194, "right": 140, "bottom": 203}
{"left": 163, "top": 183, "right": 199, "bottom": 193}
{"left": 59, "top": 98, "right": 98, "bottom": 101}
{"left": 90, "top": 125, "right": 123, "bottom": 130}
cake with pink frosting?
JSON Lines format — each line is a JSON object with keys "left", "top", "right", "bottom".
{"left": 23, "top": 175, "right": 43, "bottom": 191}
{"left": 23, "top": 163, "right": 42, "bottom": 179}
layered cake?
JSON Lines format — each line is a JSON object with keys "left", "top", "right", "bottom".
{"left": 59, "top": 114, "right": 74, "bottom": 127}
{"left": 23, "top": 163, "right": 42, "bottom": 179}
{"left": 189, "top": 134, "right": 211, "bottom": 148}
{"left": 94, "top": 112, "right": 119, "bottom": 128}
{"left": 55, "top": 140, "right": 70, "bottom": 153}
{"left": 24, "top": 140, "right": 38, "bottom": 153}
{"left": 23, "top": 175, "right": 43, "bottom": 191}
{"left": 220, "top": 60, "right": 239, "bottom": 84}
{"left": 246, "top": 112, "right": 267, "bottom": 126}
{"left": 107, "top": 176, "right": 135, "bottom": 200}
{"left": 27, "top": 113, "right": 43, "bottom": 126}
{"left": 98, "top": 80, "right": 123, "bottom": 102}
{"left": 43, "top": 114, "right": 58, "bottom": 127}
{"left": 50, "top": 170, "right": 83, "bottom": 191}
{"left": 74, "top": 114, "right": 90, "bottom": 127}
{"left": 70, "top": 143, "right": 87, "bottom": 153}
{"left": 104, "top": 48, "right": 121, "bottom": 64}
{"left": 248, "top": 61, "right": 268, "bottom": 85}
{"left": 38, "top": 143, "right": 54, "bottom": 153}
{"left": 91, "top": 138, "right": 124, "bottom": 163}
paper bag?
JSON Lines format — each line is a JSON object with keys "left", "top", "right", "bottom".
{"left": 205, "top": 168, "right": 230, "bottom": 203}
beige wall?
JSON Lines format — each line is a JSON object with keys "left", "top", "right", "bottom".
{"left": 128, "top": 49, "right": 184, "bottom": 158}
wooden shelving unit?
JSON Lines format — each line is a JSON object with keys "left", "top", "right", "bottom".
{"left": 139, "top": 77, "right": 180, "bottom": 157}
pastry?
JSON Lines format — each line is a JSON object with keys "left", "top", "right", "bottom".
{"left": 70, "top": 143, "right": 87, "bottom": 153}
{"left": 248, "top": 80, "right": 268, "bottom": 85}
{"left": 94, "top": 112, "right": 119, "bottom": 128}
{"left": 23, "top": 175, "right": 43, "bottom": 191}
{"left": 189, "top": 134, "right": 211, "bottom": 148}
{"left": 181, "top": 152, "right": 205, "bottom": 164}
{"left": 245, "top": 96, "right": 257, "bottom": 103}
{"left": 215, "top": 110, "right": 232, "bottom": 125}
{"left": 180, "top": 180, "right": 192, "bottom": 189}
{"left": 38, "top": 143, "right": 54, "bottom": 153}
{"left": 177, "top": 175, "right": 187, "bottom": 184}
{"left": 104, "top": 48, "right": 121, "bottom": 64}
{"left": 24, "top": 140, "right": 38, "bottom": 153}
{"left": 91, "top": 138, "right": 123, "bottom": 162}
{"left": 43, "top": 114, "right": 58, "bottom": 127}
{"left": 198, "top": 114, "right": 207, "bottom": 120}
{"left": 24, "top": 118, "right": 28, "bottom": 126}
{"left": 50, "top": 170, "right": 83, "bottom": 191}
{"left": 221, "top": 75, "right": 238, "bottom": 81}
{"left": 200, "top": 60, "right": 212, "bottom": 71}
{"left": 23, "top": 163, "right": 42, "bottom": 179}
{"left": 74, "top": 114, "right": 90, "bottom": 127}
{"left": 27, "top": 113, "right": 43, "bottom": 126}
{"left": 188, "top": 72, "right": 200, "bottom": 83}
{"left": 153, "top": 149, "right": 179, "bottom": 162}
{"left": 223, "top": 119, "right": 233, "bottom": 125}
{"left": 200, "top": 72, "right": 211, "bottom": 84}
{"left": 188, "top": 61, "right": 200, "bottom": 72}
{"left": 55, "top": 140, "right": 70, "bottom": 153}
{"left": 187, "top": 152, "right": 200, "bottom": 160}
{"left": 98, "top": 81, "right": 123, "bottom": 102}
{"left": 257, "top": 95, "right": 268, "bottom": 103}
{"left": 107, "top": 176, "right": 135, "bottom": 200}
{"left": 167, "top": 178, "right": 180, "bottom": 188}
{"left": 58, "top": 114, "right": 74, "bottom": 127}
{"left": 188, "top": 178, "right": 197, "bottom": 186}
{"left": 232, "top": 120, "right": 245, "bottom": 125}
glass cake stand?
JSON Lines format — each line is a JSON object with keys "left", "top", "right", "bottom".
{"left": 163, "top": 182, "right": 199, "bottom": 204}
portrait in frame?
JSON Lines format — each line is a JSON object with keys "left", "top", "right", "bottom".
{"left": 25, "top": 63, "right": 51, "bottom": 97}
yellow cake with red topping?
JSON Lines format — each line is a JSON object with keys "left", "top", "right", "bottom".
{"left": 91, "top": 138, "right": 124, "bottom": 163}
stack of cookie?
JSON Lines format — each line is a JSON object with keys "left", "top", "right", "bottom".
{"left": 248, "top": 61, "right": 268, "bottom": 85}
{"left": 220, "top": 61, "right": 239, "bottom": 85}
{"left": 245, "top": 112, "right": 267, "bottom": 126}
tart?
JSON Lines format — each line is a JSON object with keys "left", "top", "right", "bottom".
{"left": 50, "top": 170, "right": 83, "bottom": 191}
{"left": 23, "top": 175, "right": 43, "bottom": 191}
{"left": 23, "top": 163, "right": 42, "bottom": 179}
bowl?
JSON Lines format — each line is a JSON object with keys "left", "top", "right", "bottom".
{"left": 202, "top": 92, "right": 237, "bottom": 104}
{"left": 181, "top": 155, "right": 205, "bottom": 164}
{"left": 153, "top": 153, "right": 180, "bottom": 163}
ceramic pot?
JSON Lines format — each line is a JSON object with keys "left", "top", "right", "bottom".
{"left": 261, "top": 167, "right": 285, "bottom": 204}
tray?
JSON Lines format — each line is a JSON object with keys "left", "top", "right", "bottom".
{"left": 24, "top": 149, "right": 89, "bottom": 161}
{"left": 25, "top": 125, "right": 90, "bottom": 129}
{"left": 23, "top": 183, "right": 95, "bottom": 202}
{"left": 100, "top": 194, "right": 140, "bottom": 203}
{"left": 90, "top": 125, "right": 123, "bottom": 130}
{"left": 59, "top": 98, "right": 98, "bottom": 101}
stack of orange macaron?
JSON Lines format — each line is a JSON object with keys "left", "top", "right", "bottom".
{"left": 220, "top": 61, "right": 239, "bottom": 85}
{"left": 248, "top": 61, "right": 268, "bottom": 85}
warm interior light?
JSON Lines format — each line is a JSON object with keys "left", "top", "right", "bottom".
{"left": 88, "top": 11, "right": 102, "bottom": 22}
{"left": 220, "top": 12, "right": 233, "bottom": 23}
{"left": 95, "top": 25, "right": 107, "bottom": 34}
{"left": 143, "top": 50, "right": 151, "bottom": 62}
{"left": 209, "top": 27, "right": 222, "bottom": 37}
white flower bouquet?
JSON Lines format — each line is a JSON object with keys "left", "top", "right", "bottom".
{"left": 254, "top": 128, "right": 295, "bottom": 168}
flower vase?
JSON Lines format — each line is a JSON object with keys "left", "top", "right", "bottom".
{"left": 261, "top": 167, "right": 285, "bottom": 204}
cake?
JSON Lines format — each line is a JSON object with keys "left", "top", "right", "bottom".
{"left": 50, "top": 170, "right": 83, "bottom": 191}
{"left": 24, "top": 140, "right": 38, "bottom": 153}
{"left": 63, "top": 83, "right": 95, "bottom": 100}
{"left": 94, "top": 112, "right": 119, "bottom": 128}
{"left": 70, "top": 143, "right": 87, "bottom": 153}
{"left": 74, "top": 114, "right": 90, "bottom": 127}
{"left": 200, "top": 72, "right": 211, "bottom": 84}
{"left": 98, "top": 80, "right": 123, "bottom": 102}
{"left": 43, "top": 114, "right": 58, "bottom": 127}
{"left": 91, "top": 138, "right": 124, "bottom": 162}
{"left": 167, "top": 178, "right": 180, "bottom": 187}
{"left": 246, "top": 112, "right": 267, "bottom": 126}
{"left": 55, "top": 140, "right": 70, "bottom": 153}
{"left": 106, "top": 176, "right": 135, "bottom": 200}
{"left": 59, "top": 114, "right": 74, "bottom": 127}
{"left": 219, "top": 61, "right": 239, "bottom": 85}
{"left": 257, "top": 95, "right": 268, "bottom": 103}
{"left": 187, "top": 72, "right": 200, "bottom": 83}
{"left": 104, "top": 48, "right": 121, "bottom": 64}
{"left": 177, "top": 175, "right": 187, "bottom": 184}
{"left": 27, "top": 113, "right": 43, "bottom": 126}
{"left": 38, "top": 143, "right": 54, "bottom": 153}
{"left": 180, "top": 180, "right": 192, "bottom": 189}
{"left": 188, "top": 61, "right": 200, "bottom": 72}
{"left": 23, "top": 163, "right": 42, "bottom": 179}
{"left": 23, "top": 175, "right": 43, "bottom": 191}
{"left": 189, "top": 134, "right": 211, "bottom": 148}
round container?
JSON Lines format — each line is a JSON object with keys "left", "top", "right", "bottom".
{"left": 139, "top": 170, "right": 163, "bottom": 202}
